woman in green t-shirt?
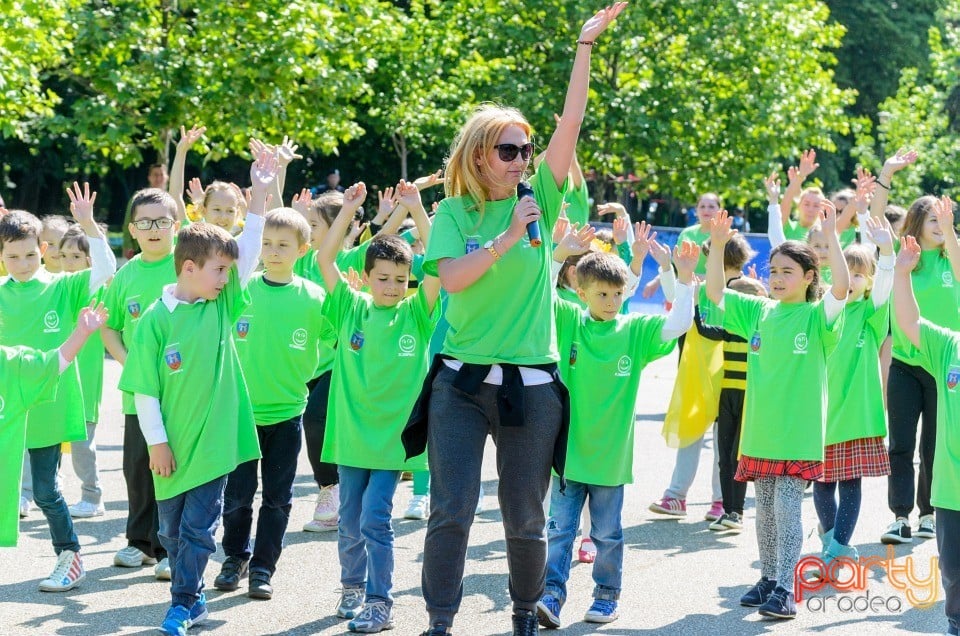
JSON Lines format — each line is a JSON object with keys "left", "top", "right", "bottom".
{"left": 416, "top": 5, "right": 626, "bottom": 635}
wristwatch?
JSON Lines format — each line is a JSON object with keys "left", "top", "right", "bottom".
{"left": 484, "top": 239, "right": 501, "bottom": 260}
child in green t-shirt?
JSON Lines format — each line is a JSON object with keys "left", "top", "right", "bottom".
{"left": 318, "top": 180, "right": 439, "bottom": 633}
{"left": 216, "top": 208, "right": 336, "bottom": 600}
{"left": 538, "top": 243, "right": 696, "bottom": 629}
{"left": 0, "top": 184, "right": 115, "bottom": 593}
{"left": 705, "top": 206, "right": 849, "bottom": 620}
{"left": 102, "top": 187, "right": 181, "bottom": 578}
{"left": 0, "top": 303, "right": 108, "bottom": 550}
{"left": 117, "top": 152, "right": 275, "bottom": 636}
{"left": 57, "top": 225, "right": 107, "bottom": 519}
{"left": 893, "top": 230, "right": 960, "bottom": 636}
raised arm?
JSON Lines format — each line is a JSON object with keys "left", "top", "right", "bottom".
{"left": 862, "top": 215, "right": 895, "bottom": 308}
{"left": 893, "top": 235, "right": 923, "bottom": 348}
{"left": 820, "top": 199, "right": 849, "bottom": 302}
{"left": 543, "top": 3, "right": 626, "bottom": 187}
{"left": 934, "top": 195, "right": 960, "bottom": 281}
{"left": 318, "top": 183, "right": 367, "bottom": 292}
{"left": 66, "top": 181, "right": 116, "bottom": 292}
{"left": 705, "top": 210, "right": 736, "bottom": 305}
{"left": 837, "top": 167, "right": 874, "bottom": 233}
{"left": 58, "top": 303, "right": 108, "bottom": 371}
{"left": 872, "top": 148, "right": 918, "bottom": 218}
{"left": 765, "top": 171, "right": 786, "bottom": 248}
{"left": 236, "top": 151, "right": 277, "bottom": 286}
{"left": 397, "top": 180, "right": 441, "bottom": 312}
{"left": 779, "top": 149, "right": 818, "bottom": 227}
{"left": 169, "top": 125, "right": 205, "bottom": 223}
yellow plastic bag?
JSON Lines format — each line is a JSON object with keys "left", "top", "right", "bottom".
{"left": 662, "top": 328, "right": 723, "bottom": 448}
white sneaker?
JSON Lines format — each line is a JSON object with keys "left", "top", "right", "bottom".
{"left": 303, "top": 518, "right": 338, "bottom": 533}
{"left": 404, "top": 495, "right": 430, "bottom": 520}
{"left": 38, "top": 550, "right": 85, "bottom": 592}
{"left": 476, "top": 484, "right": 484, "bottom": 515}
{"left": 314, "top": 484, "right": 340, "bottom": 522}
{"left": 154, "top": 557, "right": 171, "bottom": 580}
{"left": 113, "top": 545, "right": 157, "bottom": 568}
{"left": 19, "top": 496, "right": 30, "bottom": 518}
{"left": 68, "top": 501, "right": 105, "bottom": 518}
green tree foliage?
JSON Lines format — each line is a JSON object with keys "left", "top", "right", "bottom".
{"left": 855, "top": 1, "right": 960, "bottom": 201}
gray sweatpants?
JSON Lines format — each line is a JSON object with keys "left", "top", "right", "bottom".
{"left": 422, "top": 366, "right": 562, "bottom": 628}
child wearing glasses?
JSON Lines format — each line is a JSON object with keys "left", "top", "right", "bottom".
{"left": 102, "top": 187, "right": 181, "bottom": 580}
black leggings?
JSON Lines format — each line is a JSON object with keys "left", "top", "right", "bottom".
{"left": 302, "top": 371, "right": 339, "bottom": 487}
{"left": 886, "top": 359, "right": 937, "bottom": 518}
{"left": 716, "top": 388, "right": 747, "bottom": 515}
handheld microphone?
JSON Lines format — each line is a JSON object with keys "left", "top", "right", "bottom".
{"left": 517, "top": 181, "right": 542, "bottom": 247}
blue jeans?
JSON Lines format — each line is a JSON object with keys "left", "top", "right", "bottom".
{"left": 338, "top": 466, "right": 400, "bottom": 606}
{"left": 544, "top": 477, "right": 623, "bottom": 603}
{"left": 157, "top": 476, "right": 226, "bottom": 608}
{"left": 29, "top": 444, "right": 80, "bottom": 554}
{"left": 222, "top": 417, "right": 302, "bottom": 574}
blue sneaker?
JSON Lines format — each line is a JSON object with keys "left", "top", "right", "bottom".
{"left": 159, "top": 605, "right": 191, "bottom": 636}
{"left": 584, "top": 598, "right": 619, "bottom": 624}
{"left": 188, "top": 593, "right": 208, "bottom": 627}
{"left": 536, "top": 593, "right": 562, "bottom": 629}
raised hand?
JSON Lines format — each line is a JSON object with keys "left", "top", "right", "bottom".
{"left": 706, "top": 209, "right": 736, "bottom": 247}
{"left": 249, "top": 137, "right": 272, "bottom": 159}
{"left": 673, "top": 240, "right": 701, "bottom": 284}
{"left": 612, "top": 216, "right": 629, "bottom": 245}
{"left": 413, "top": 169, "right": 444, "bottom": 191}
{"left": 853, "top": 174, "right": 874, "bottom": 213}
{"left": 344, "top": 220, "right": 366, "bottom": 248}
{"left": 397, "top": 179, "right": 425, "bottom": 212}
{"left": 934, "top": 195, "right": 956, "bottom": 234}
{"left": 579, "top": 2, "right": 628, "bottom": 43}
{"left": 343, "top": 182, "right": 368, "bottom": 213}
{"left": 556, "top": 223, "right": 596, "bottom": 259}
{"left": 863, "top": 215, "right": 894, "bottom": 255}
{"left": 230, "top": 183, "right": 251, "bottom": 217}
{"left": 291, "top": 188, "right": 313, "bottom": 215}
{"left": 176, "top": 124, "right": 206, "bottom": 152}
{"left": 77, "top": 301, "right": 109, "bottom": 335}
{"left": 764, "top": 171, "right": 781, "bottom": 204}
{"left": 883, "top": 148, "right": 919, "bottom": 175}
{"left": 632, "top": 221, "right": 658, "bottom": 262}
{"left": 66, "top": 182, "right": 97, "bottom": 228}
{"left": 552, "top": 212, "right": 571, "bottom": 245}
{"left": 276, "top": 135, "right": 303, "bottom": 166}
{"left": 798, "top": 148, "right": 819, "bottom": 179}
{"left": 187, "top": 177, "right": 206, "bottom": 205}
{"left": 345, "top": 267, "right": 363, "bottom": 292}
{"left": 819, "top": 199, "right": 838, "bottom": 233}
{"left": 250, "top": 150, "right": 280, "bottom": 190}
{"left": 896, "top": 235, "right": 921, "bottom": 273}
{"left": 746, "top": 264, "right": 759, "bottom": 279}
{"left": 377, "top": 186, "right": 398, "bottom": 220}
{"left": 597, "top": 202, "right": 626, "bottom": 217}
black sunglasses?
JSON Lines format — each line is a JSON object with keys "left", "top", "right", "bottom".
{"left": 493, "top": 143, "right": 534, "bottom": 163}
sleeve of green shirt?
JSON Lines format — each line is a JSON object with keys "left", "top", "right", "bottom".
{"left": 117, "top": 314, "right": 162, "bottom": 399}
{"left": 411, "top": 285, "right": 442, "bottom": 339}
{"left": 422, "top": 201, "right": 464, "bottom": 277}
{"left": 721, "top": 290, "right": 765, "bottom": 340}
{"left": 16, "top": 348, "right": 60, "bottom": 410}
{"left": 61, "top": 270, "right": 94, "bottom": 314}
{"left": 918, "top": 319, "right": 952, "bottom": 377}
{"left": 222, "top": 266, "right": 251, "bottom": 325}
{"left": 817, "top": 300, "right": 844, "bottom": 357}
{"left": 866, "top": 301, "right": 891, "bottom": 343}
{"left": 103, "top": 269, "right": 124, "bottom": 331}
{"left": 321, "top": 278, "right": 360, "bottom": 331}
{"left": 530, "top": 159, "right": 568, "bottom": 236}
{"left": 631, "top": 314, "right": 675, "bottom": 365}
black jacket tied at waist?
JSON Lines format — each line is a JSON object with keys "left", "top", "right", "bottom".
{"left": 401, "top": 354, "right": 570, "bottom": 490}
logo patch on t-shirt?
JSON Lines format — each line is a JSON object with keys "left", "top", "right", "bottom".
{"left": 793, "top": 332, "right": 809, "bottom": 354}
{"left": 398, "top": 334, "right": 416, "bottom": 357}
{"left": 465, "top": 236, "right": 481, "bottom": 254}
{"left": 236, "top": 318, "right": 250, "bottom": 339}
{"left": 43, "top": 310, "right": 60, "bottom": 333}
{"left": 947, "top": 366, "right": 960, "bottom": 392}
{"left": 127, "top": 301, "right": 141, "bottom": 318}
{"left": 750, "top": 332, "right": 761, "bottom": 353}
{"left": 349, "top": 331, "right": 365, "bottom": 351}
{"left": 856, "top": 329, "right": 866, "bottom": 349}
{"left": 943, "top": 271, "right": 955, "bottom": 288}
{"left": 164, "top": 345, "right": 182, "bottom": 373}
{"left": 615, "top": 355, "right": 632, "bottom": 377}
{"left": 569, "top": 344, "right": 578, "bottom": 367}
{"left": 291, "top": 328, "right": 308, "bottom": 351}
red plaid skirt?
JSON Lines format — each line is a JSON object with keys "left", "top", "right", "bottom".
{"left": 818, "top": 436, "right": 890, "bottom": 483}
{"left": 735, "top": 455, "right": 823, "bottom": 482}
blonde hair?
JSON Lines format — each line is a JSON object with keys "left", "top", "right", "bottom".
{"left": 265, "top": 208, "right": 311, "bottom": 246}
{"left": 445, "top": 104, "right": 532, "bottom": 219}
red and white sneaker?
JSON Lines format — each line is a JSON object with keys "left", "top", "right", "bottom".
{"left": 648, "top": 497, "right": 687, "bottom": 517}
{"left": 39, "top": 550, "right": 85, "bottom": 592}
{"left": 705, "top": 500, "right": 725, "bottom": 522}
{"left": 577, "top": 538, "right": 597, "bottom": 563}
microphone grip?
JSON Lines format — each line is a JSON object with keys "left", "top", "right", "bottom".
{"left": 517, "top": 181, "right": 542, "bottom": 247}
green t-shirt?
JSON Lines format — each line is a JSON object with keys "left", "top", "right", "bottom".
{"left": 321, "top": 279, "right": 438, "bottom": 471}
{"left": 892, "top": 249, "right": 960, "bottom": 366}
{"left": 555, "top": 298, "right": 674, "bottom": 485}
{"left": 677, "top": 224, "right": 709, "bottom": 276}
{"left": 118, "top": 268, "right": 260, "bottom": 500}
{"left": 917, "top": 320, "right": 960, "bottom": 510}
{"left": 104, "top": 253, "right": 178, "bottom": 415}
{"left": 784, "top": 219, "right": 813, "bottom": 242}
{"left": 77, "top": 288, "right": 106, "bottom": 423}
{"left": 839, "top": 226, "right": 858, "bottom": 249}
{"left": 424, "top": 160, "right": 566, "bottom": 364}
{"left": 565, "top": 182, "right": 590, "bottom": 227}
{"left": 556, "top": 285, "right": 585, "bottom": 309}
{"left": 0, "top": 271, "right": 91, "bottom": 448}
{"left": 236, "top": 274, "right": 336, "bottom": 425}
{"left": 722, "top": 290, "right": 843, "bottom": 460}
{"left": 293, "top": 242, "right": 370, "bottom": 290}
{"left": 825, "top": 298, "right": 889, "bottom": 445}
{"left": 0, "top": 346, "right": 59, "bottom": 547}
